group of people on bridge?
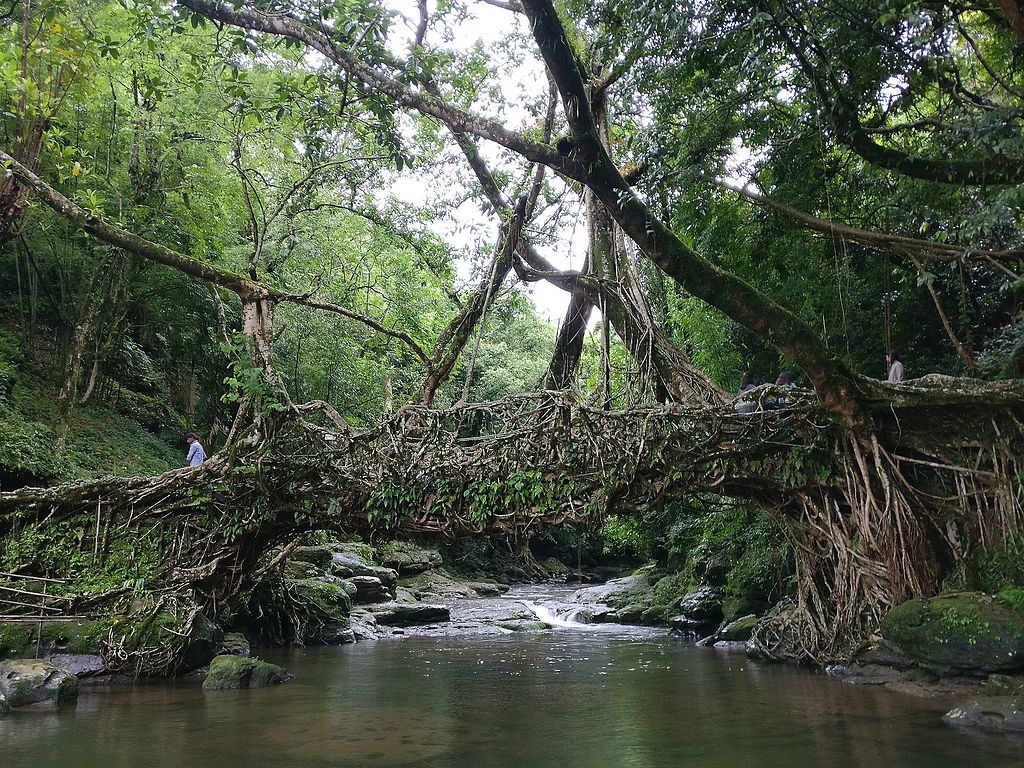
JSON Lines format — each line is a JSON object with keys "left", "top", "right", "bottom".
{"left": 734, "top": 349, "right": 905, "bottom": 414}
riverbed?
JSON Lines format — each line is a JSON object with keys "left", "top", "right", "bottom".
{"left": 3, "top": 587, "right": 1024, "bottom": 768}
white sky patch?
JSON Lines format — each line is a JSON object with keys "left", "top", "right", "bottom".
{"left": 379, "top": 0, "right": 584, "bottom": 325}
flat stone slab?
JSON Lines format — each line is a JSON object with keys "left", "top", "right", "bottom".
{"left": 46, "top": 654, "right": 107, "bottom": 678}
{"left": 369, "top": 603, "right": 450, "bottom": 627}
{"left": 945, "top": 697, "right": 1024, "bottom": 733}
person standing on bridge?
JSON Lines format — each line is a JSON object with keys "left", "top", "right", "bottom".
{"left": 886, "top": 350, "right": 904, "bottom": 384}
{"left": 185, "top": 432, "right": 207, "bottom": 467}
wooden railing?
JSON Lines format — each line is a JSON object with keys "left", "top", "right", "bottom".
{"left": 0, "top": 572, "right": 84, "bottom": 657}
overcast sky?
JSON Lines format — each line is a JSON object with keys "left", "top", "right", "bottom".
{"left": 382, "top": 0, "right": 586, "bottom": 326}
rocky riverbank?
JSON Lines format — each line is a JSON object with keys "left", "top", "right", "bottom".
{"left": 2, "top": 545, "right": 1023, "bottom": 737}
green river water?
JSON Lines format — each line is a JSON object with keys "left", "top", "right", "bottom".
{"left": 3, "top": 625, "right": 1024, "bottom": 768}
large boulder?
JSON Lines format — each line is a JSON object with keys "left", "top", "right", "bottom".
{"left": 286, "top": 577, "right": 354, "bottom": 645}
{"left": 540, "top": 558, "right": 571, "bottom": 578}
{"left": 349, "top": 610, "right": 381, "bottom": 641}
{"left": 880, "top": 592, "right": 1024, "bottom": 675}
{"left": 347, "top": 575, "right": 392, "bottom": 604}
{"left": 670, "top": 587, "right": 724, "bottom": 635}
{"left": 677, "top": 586, "right": 724, "bottom": 622}
{"left": 329, "top": 546, "right": 399, "bottom": 589}
{"left": 717, "top": 614, "right": 759, "bottom": 642}
{"left": 47, "top": 654, "right": 106, "bottom": 677}
{"left": 376, "top": 541, "right": 443, "bottom": 576}
{"left": 179, "top": 613, "right": 224, "bottom": 673}
{"left": 571, "top": 574, "right": 651, "bottom": 606}
{"left": 287, "top": 578, "right": 352, "bottom": 618}
{"left": 370, "top": 602, "right": 450, "bottom": 627}
{"left": 203, "top": 655, "right": 290, "bottom": 690}
{"left": 569, "top": 569, "right": 689, "bottom": 626}
{"left": 399, "top": 570, "right": 506, "bottom": 601}
{"left": 0, "top": 659, "right": 79, "bottom": 707}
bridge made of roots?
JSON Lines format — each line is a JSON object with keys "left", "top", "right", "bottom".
{"left": 1, "top": 377, "right": 1023, "bottom": 664}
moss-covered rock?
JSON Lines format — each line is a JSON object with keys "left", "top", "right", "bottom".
{"left": 219, "top": 633, "right": 251, "bottom": 657}
{"left": 370, "top": 603, "right": 450, "bottom": 627}
{"left": 347, "top": 575, "right": 392, "bottom": 604}
{"left": 105, "top": 610, "right": 222, "bottom": 676}
{"left": 287, "top": 577, "right": 354, "bottom": 645}
{"left": 0, "top": 659, "right": 79, "bottom": 707}
{"left": 0, "top": 619, "right": 108, "bottom": 659}
{"left": 718, "top": 615, "right": 759, "bottom": 642}
{"left": 880, "top": 593, "right": 1024, "bottom": 674}
{"left": 540, "top": 557, "right": 570, "bottom": 577}
{"left": 287, "top": 577, "right": 352, "bottom": 619}
{"left": 289, "top": 545, "right": 335, "bottom": 571}
{"left": 376, "top": 541, "right": 443, "bottom": 575}
{"left": 202, "top": 654, "right": 289, "bottom": 690}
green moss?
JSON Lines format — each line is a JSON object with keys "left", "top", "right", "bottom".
{"left": 640, "top": 604, "right": 674, "bottom": 624}
{"left": 39, "top": 620, "right": 111, "bottom": 655}
{"left": 287, "top": 578, "right": 351, "bottom": 619}
{"left": 0, "top": 624, "right": 34, "bottom": 659}
{"left": 999, "top": 587, "right": 1024, "bottom": 612}
{"left": 0, "top": 619, "right": 110, "bottom": 661}
{"left": 203, "top": 654, "right": 288, "bottom": 690}
{"left": 881, "top": 594, "right": 1024, "bottom": 673}
{"left": 337, "top": 541, "right": 377, "bottom": 565}
{"left": 111, "top": 612, "right": 180, "bottom": 651}
{"left": 652, "top": 572, "right": 689, "bottom": 607}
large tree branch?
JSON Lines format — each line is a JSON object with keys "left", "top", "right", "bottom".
{"left": 178, "top": 0, "right": 583, "bottom": 179}
{"left": 998, "top": 0, "right": 1024, "bottom": 41}
{"left": 1, "top": 150, "right": 430, "bottom": 364}
{"left": 417, "top": 198, "right": 527, "bottom": 405}
{"left": 709, "top": 176, "right": 1024, "bottom": 271}
{"left": 762, "top": 1, "right": 1024, "bottom": 186}
{"left": 180, "top": 0, "right": 862, "bottom": 419}
{"left": 276, "top": 295, "right": 429, "bottom": 364}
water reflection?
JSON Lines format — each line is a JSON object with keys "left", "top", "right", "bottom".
{"left": 2, "top": 633, "right": 1023, "bottom": 768}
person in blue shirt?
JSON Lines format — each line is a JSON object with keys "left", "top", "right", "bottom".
{"left": 185, "top": 432, "right": 207, "bottom": 467}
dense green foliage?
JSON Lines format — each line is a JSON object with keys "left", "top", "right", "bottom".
{"left": 0, "top": 0, "right": 1021, "bottom": 628}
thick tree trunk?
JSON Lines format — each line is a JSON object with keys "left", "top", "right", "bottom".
{"left": 543, "top": 283, "right": 593, "bottom": 390}
{"left": 0, "top": 177, "right": 28, "bottom": 245}
{"left": 1000, "top": 0, "right": 1024, "bottom": 41}
{"left": 418, "top": 198, "right": 527, "bottom": 405}
{"left": 55, "top": 259, "right": 118, "bottom": 445}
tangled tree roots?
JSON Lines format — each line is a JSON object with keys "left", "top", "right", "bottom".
{"left": 1, "top": 377, "right": 1022, "bottom": 664}
{"left": 756, "top": 375, "right": 1024, "bottom": 662}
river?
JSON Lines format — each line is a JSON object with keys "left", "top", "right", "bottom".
{"left": 3, "top": 586, "right": 1024, "bottom": 767}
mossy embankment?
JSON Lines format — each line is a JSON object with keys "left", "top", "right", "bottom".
{"left": 0, "top": 323, "right": 182, "bottom": 487}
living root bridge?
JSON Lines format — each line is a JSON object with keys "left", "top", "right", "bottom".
{"left": 1, "top": 379, "right": 1023, "bottom": 663}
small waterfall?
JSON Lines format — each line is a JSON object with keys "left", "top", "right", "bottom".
{"left": 523, "top": 601, "right": 590, "bottom": 628}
